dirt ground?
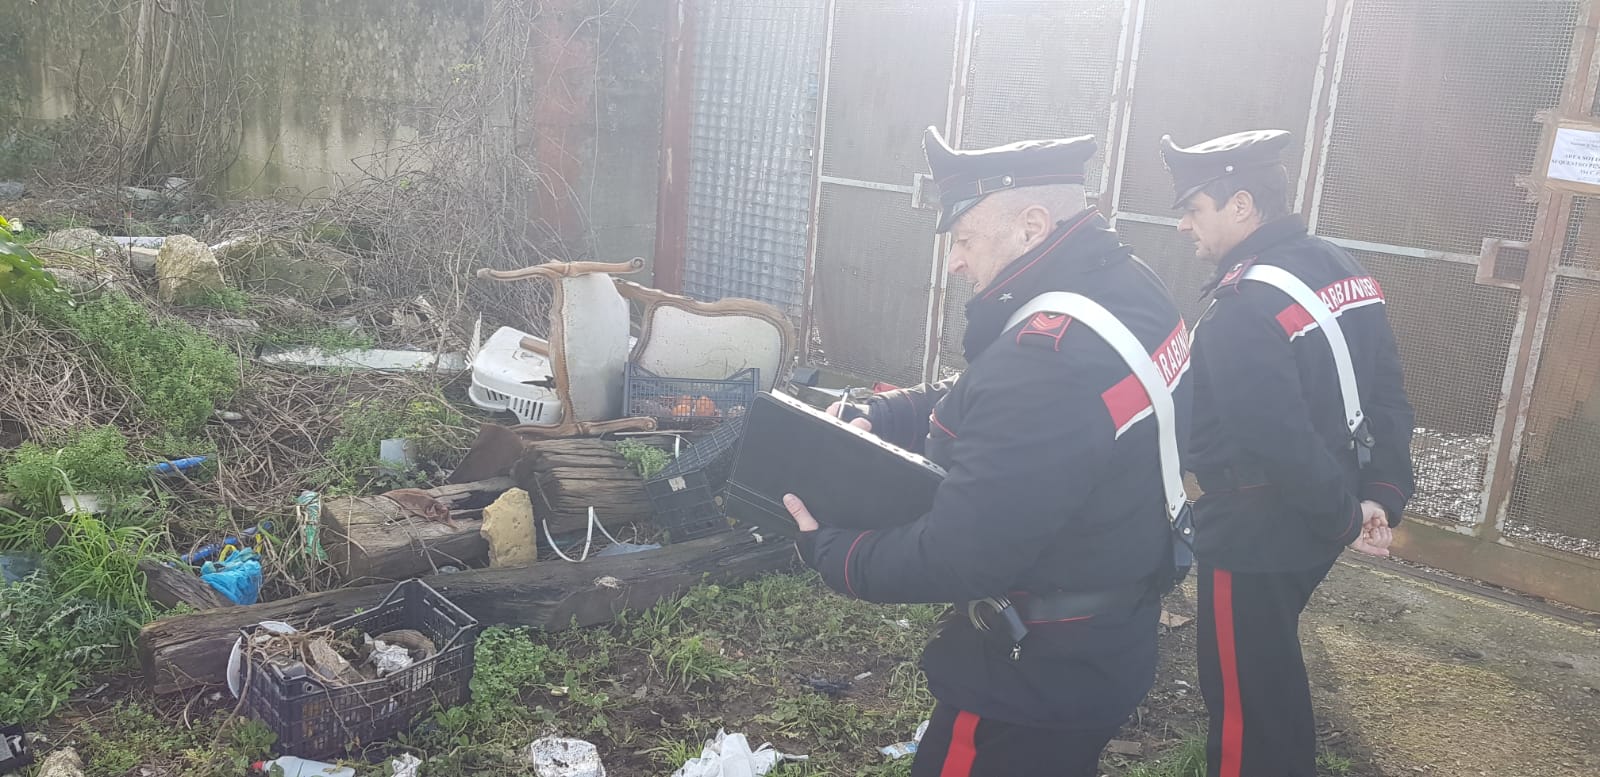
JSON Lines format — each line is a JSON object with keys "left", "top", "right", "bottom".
{"left": 1142, "top": 558, "right": 1600, "bottom": 777}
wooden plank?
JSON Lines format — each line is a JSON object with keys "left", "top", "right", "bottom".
{"left": 139, "top": 560, "right": 234, "bottom": 611}
{"left": 137, "top": 532, "right": 793, "bottom": 694}
{"left": 324, "top": 497, "right": 490, "bottom": 584}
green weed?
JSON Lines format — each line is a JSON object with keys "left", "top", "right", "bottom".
{"left": 79, "top": 703, "right": 209, "bottom": 777}
{"left": 615, "top": 439, "right": 671, "bottom": 479}
{"left": 0, "top": 213, "right": 60, "bottom": 300}
{"left": 1317, "top": 750, "right": 1355, "bottom": 776}
{"left": 0, "top": 575, "right": 141, "bottom": 723}
{"left": 2, "top": 424, "right": 145, "bottom": 514}
{"left": 41, "top": 292, "right": 240, "bottom": 434}
{"left": 0, "top": 509, "right": 165, "bottom": 618}
{"left": 653, "top": 633, "right": 741, "bottom": 689}
{"left": 188, "top": 286, "right": 251, "bottom": 313}
{"left": 758, "top": 690, "right": 884, "bottom": 750}
{"left": 322, "top": 396, "right": 471, "bottom": 494}
{"left": 1120, "top": 736, "right": 1206, "bottom": 777}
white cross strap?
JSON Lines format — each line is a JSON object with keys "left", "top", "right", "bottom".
{"left": 1240, "top": 264, "right": 1373, "bottom": 463}
{"left": 1006, "top": 292, "right": 1187, "bottom": 525}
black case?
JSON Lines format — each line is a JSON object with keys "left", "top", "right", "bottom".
{"left": 725, "top": 391, "right": 946, "bottom": 538}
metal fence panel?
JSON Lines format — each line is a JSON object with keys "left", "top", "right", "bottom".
{"left": 939, "top": 0, "right": 1126, "bottom": 373}
{"left": 1508, "top": 190, "right": 1600, "bottom": 556}
{"left": 1117, "top": 220, "right": 1218, "bottom": 328}
{"left": 1115, "top": 0, "right": 1327, "bottom": 218}
{"left": 818, "top": 1, "right": 959, "bottom": 185}
{"left": 811, "top": 0, "right": 959, "bottom": 384}
{"left": 1357, "top": 252, "right": 1521, "bottom": 525}
{"left": 814, "top": 183, "right": 939, "bottom": 385}
{"left": 1316, "top": 0, "right": 1581, "bottom": 254}
{"left": 684, "top": 0, "right": 826, "bottom": 313}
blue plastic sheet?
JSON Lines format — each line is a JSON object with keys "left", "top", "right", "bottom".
{"left": 200, "top": 548, "right": 263, "bottom": 605}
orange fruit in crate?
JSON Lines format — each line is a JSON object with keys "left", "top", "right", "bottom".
{"left": 672, "top": 397, "right": 693, "bottom": 416}
{"left": 694, "top": 396, "right": 717, "bottom": 417}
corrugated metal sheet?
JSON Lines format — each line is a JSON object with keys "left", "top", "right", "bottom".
{"left": 683, "top": 0, "right": 826, "bottom": 314}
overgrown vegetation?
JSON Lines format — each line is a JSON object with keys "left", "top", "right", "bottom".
{"left": 322, "top": 396, "right": 473, "bottom": 495}
{"left": 254, "top": 322, "right": 377, "bottom": 353}
{"left": 0, "top": 213, "right": 59, "bottom": 299}
{"left": 0, "top": 509, "right": 165, "bottom": 621}
{"left": 3, "top": 424, "right": 145, "bottom": 514}
{"left": 33, "top": 292, "right": 240, "bottom": 436}
{"left": 0, "top": 574, "right": 137, "bottom": 724}
{"left": 189, "top": 285, "right": 251, "bottom": 313}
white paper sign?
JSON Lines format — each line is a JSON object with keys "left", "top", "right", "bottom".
{"left": 1548, "top": 127, "right": 1600, "bottom": 186}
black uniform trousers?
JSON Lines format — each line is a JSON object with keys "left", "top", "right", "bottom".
{"left": 910, "top": 702, "right": 1121, "bottom": 777}
{"left": 1197, "top": 559, "right": 1337, "bottom": 777}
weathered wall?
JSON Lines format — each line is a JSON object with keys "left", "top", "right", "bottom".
{"left": 0, "top": 0, "right": 663, "bottom": 265}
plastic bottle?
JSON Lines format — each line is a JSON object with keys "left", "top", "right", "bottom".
{"left": 251, "top": 757, "right": 355, "bottom": 777}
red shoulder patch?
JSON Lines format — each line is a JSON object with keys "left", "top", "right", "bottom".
{"left": 1016, "top": 312, "right": 1072, "bottom": 351}
{"left": 1218, "top": 260, "right": 1252, "bottom": 287}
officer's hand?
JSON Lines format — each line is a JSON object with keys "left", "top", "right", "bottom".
{"left": 782, "top": 493, "right": 820, "bottom": 533}
{"left": 1360, "top": 500, "right": 1389, "bottom": 529}
{"left": 826, "top": 402, "right": 873, "bottom": 432}
{"left": 1348, "top": 519, "right": 1392, "bottom": 557}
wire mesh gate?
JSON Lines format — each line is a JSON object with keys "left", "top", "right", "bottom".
{"left": 764, "top": 0, "right": 1600, "bottom": 602}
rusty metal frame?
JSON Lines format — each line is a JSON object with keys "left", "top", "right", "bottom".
{"left": 652, "top": 0, "right": 695, "bottom": 293}
{"left": 921, "top": 0, "right": 979, "bottom": 383}
{"left": 799, "top": 0, "right": 839, "bottom": 367}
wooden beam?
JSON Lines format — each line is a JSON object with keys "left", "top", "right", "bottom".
{"left": 324, "top": 478, "right": 515, "bottom": 584}
{"left": 139, "top": 560, "right": 234, "bottom": 611}
{"left": 1393, "top": 518, "right": 1600, "bottom": 613}
{"left": 137, "top": 532, "right": 793, "bottom": 694}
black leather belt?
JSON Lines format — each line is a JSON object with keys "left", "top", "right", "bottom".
{"left": 964, "top": 580, "right": 1152, "bottom": 660}
{"left": 1009, "top": 582, "right": 1151, "bottom": 623}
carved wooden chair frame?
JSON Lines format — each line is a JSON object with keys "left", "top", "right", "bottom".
{"left": 476, "top": 258, "right": 659, "bottom": 439}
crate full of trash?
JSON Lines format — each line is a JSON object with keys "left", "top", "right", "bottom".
{"left": 624, "top": 364, "right": 758, "bottom": 428}
{"left": 644, "top": 468, "right": 732, "bottom": 543}
{"left": 234, "top": 579, "right": 479, "bottom": 760}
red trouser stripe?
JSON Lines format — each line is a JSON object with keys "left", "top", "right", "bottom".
{"left": 1215, "top": 569, "right": 1244, "bottom": 777}
{"left": 939, "top": 711, "right": 981, "bottom": 777}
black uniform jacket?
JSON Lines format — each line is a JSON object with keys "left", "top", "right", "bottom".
{"left": 798, "top": 209, "right": 1193, "bottom": 730}
{"left": 1188, "top": 216, "right": 1416, "bottom": 573}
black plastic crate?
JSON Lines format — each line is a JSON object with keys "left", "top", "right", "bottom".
{"left": 0, "top": 724, "right": 32, "bottom": 774}
{"left": 239, "top": 579, "right": 479, "bottom": 760}
{"left": 625, "top": 364, "right": 759, "bottom": 429}
{"left": 657, "top": 415, "right": 747, "bottom": 488}
{"left": 644, "top": 468, "right": 732, "bottom": 543}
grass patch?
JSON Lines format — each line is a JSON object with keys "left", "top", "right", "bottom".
{"left": 1121, "top": 737, "right": 1205, "bottom": 777}
{"left": 0, "top": 509, "right": 164, "bottom": 619}
{"left": 187, "top": 286, "right": 252, "bottom": 313}
{"left": 322, "top": 396, "right": 472, "bottom": 494}
{"left": 2, "top": 424, "right": 145, "bottom": 515}
{"left": 0, "top": 575, "right": 141, "bottom": 724}
{"left": 41, "top": 572, "right": 1355, "bottom": 775}
{"left": 37, "top": 292, "right": 240, "bottom": 435}
{"left": 255, "top": 322, "right": 377, "bottom": 353}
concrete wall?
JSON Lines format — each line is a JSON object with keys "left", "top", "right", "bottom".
{"left": 0, "top": 0, "right": 664, "bottom": 266}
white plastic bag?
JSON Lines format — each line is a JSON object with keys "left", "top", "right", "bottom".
{"left": 671, "top": 730, "right": 805, "bottom": 777}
